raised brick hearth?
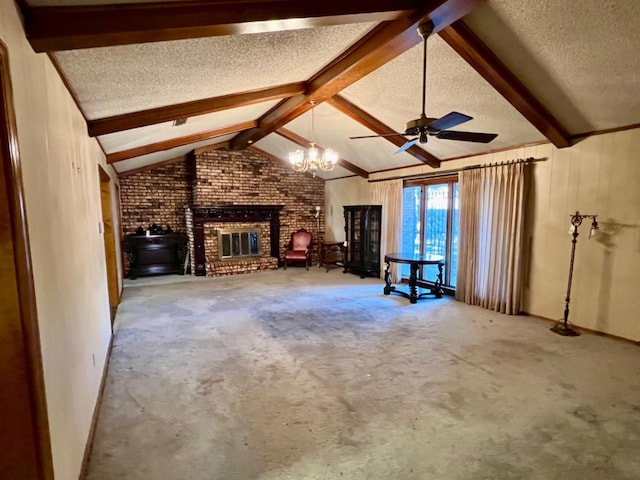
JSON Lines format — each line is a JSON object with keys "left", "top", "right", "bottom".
{"left": 207, "top": 257, "right": 278, "bottom": 277}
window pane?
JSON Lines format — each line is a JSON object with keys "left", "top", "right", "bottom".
{"left": 401, "top": 186, "right": 421, "bottom": 277}
{"left": 401, "top": 179, "right": 459, "bottom": 289}
{"left": 422, "top": 184, "right": 448, "bottom": 280}
{"left": 450, "top": 183, "right": 460, "bottom": 287}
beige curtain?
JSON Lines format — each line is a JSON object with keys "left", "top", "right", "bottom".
{"left": 372, "top": 179, "right": 403, "bottom": 282}
{"left": 456, "top": 161, "right": 526, "bottom": 314}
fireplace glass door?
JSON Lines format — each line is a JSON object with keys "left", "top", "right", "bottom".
{"left": 219, "top": 229, "right": 260, "bottom": 259}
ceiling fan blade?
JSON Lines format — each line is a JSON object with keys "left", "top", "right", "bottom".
{"left": 394, "top": 138, "right": 419, "bottom": 154}
{"left": 436, "top": 130, "right": 498, "bottom": 143}
{"left": 349, "top": 133, "right": 407, "bottom": 140}
{"left": 428, "top": 112, "right": 473, "bottom": 131}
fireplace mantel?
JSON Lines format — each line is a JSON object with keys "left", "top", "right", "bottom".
{"left": 192, "top": 204, "right": 284, "bottom": 222}
{"left": 191, "top": 205, "right": 284, "bottom": 276}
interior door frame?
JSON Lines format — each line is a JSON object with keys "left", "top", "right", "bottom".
{"left": 0, "top": 40, "right": 54, "bottom": 479}
{"left": 98, "top": 164, "right": 120, "bottom": 324}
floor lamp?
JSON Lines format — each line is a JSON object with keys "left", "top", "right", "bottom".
{"left": 551, "top": 210, "right": 598, "bottom": 336}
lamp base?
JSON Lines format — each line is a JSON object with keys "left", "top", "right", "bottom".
{"left": 550, "top": 323, "right": 580, "bottom": 336}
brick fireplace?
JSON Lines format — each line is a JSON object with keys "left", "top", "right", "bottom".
{"left": 187, "top": 204, "right": 284, "bottom": 277}
{"left": 120, "top": 148, "right": 325, "bottom": 278}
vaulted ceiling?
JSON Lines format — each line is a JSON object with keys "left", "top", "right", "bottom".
{"left": 19, "top": 0, "right": 640, "bottom": 179}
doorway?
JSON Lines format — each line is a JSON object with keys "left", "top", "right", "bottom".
{"left": 0, "top": 40, "right": 54, "bottom": 479}
{"left": 98, "top": 165, "right": 120, "bottom": 325}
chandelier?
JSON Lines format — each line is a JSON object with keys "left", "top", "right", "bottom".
{"left": 289, "top": 102, "right": 338, "bottom": 177}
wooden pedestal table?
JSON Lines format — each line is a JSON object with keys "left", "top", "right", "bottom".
{"left": 383, "top": 252, "right": 444, "bottom": 304}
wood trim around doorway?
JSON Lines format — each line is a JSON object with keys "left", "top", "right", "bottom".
{"left": 0, "top": 40, "right": 54, "bottom": 479}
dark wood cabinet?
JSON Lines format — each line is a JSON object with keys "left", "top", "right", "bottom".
{"left": 344, "top": 205, "right": 382, "bottom": 278}
{"left": 124, "top": 233, "right": 187, "bottom": 279}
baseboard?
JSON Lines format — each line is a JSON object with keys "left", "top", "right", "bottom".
{"left": 521, "top": 312, "right": 640, "bottom": 346}
{"left": 79, "top": 333, "right": 114, "bottom": 479}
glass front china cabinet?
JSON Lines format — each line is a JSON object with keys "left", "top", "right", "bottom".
{"left": 343, "top": 205, "right": 382, "bottom": 278}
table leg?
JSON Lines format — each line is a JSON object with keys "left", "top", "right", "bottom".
{"left": 383, "top": 259, "right": 392, "bottom": 295}
{"left": 409, "top": 263, "right": 419, "bottom": 304}
{"left": 433, "top": 262, "right": 444, "bottom": 298}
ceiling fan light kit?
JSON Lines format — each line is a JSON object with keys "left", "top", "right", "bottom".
{"left": 350, "top": 20, "right": 497, "bottom": 151}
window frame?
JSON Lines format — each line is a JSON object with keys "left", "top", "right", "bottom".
{"left": 403, "top": 175, "right": 459, "bottom": 292}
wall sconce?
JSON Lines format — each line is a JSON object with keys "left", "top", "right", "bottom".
{"left": 551, "top": 210, "right": 598, "bottom": 336}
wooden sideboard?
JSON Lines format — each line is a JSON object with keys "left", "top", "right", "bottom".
{"left": 124, "top": 233, "right": 187, "bottom": 279}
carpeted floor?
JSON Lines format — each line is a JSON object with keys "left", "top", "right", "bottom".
{"left": 87, "top": 269, "right": 640, "bottom": 479}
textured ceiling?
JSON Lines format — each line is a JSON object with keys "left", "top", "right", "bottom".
{"left": 465, "top": 0, "right": 640, "bottom": 133}
{"left": 99, "top": 101, "right": 280, "bottom": 153}
{"left": 26, "top": 0, "right": 640, "bottom": 177}
{"left": 341, "top": 34, "right": 545, "bottom": 160}
{"left": 54, "top": 22, "right": 376, "bottom": 119}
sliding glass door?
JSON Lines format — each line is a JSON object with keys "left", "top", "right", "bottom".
{"left": 401, "top": 176, "right": 459, "bottom": 288}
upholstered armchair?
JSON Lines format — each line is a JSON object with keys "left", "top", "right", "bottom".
{"left": 284, "top": 229, "right": 312, "bottom": 270}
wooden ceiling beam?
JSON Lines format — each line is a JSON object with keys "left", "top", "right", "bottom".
{"left": 276, "top": 127, "right": 369, "bottom": 178}
{"left": 328, "top": 95, "right": 441, "bottom": 168}
{"left": 106, "top": 121, "right": 255, "bottom": 163}
{"left": 439, "top": 20, "right": 572, "bottom": 149}
{"left": 230, "top": 0, "right": 486, "bottom": 150}
{"left": 24, "top": 0, "right": 420, "bottom": 52}
{"left": 88, "top": 83, "right": 304, "bottom": 137}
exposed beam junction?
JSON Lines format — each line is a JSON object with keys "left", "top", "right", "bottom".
{"left": 230, "top": 0, "right": 486, "bottom": 151}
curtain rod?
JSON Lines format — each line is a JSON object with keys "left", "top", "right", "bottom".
{"left": 368, "top": 157, "right": 539, "bottom": 183}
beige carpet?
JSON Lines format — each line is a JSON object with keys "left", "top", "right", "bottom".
{"left": 87, "top": 269, "right": 640, "bottom": 479}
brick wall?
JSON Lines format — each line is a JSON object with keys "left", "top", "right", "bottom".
{"left": 193, "top": 149, "right": 325, "bottom": 261}
{"left": 119, "top": 160, "right": 192, "bottom": 235}
{"left": 120, "top": 149, "right": 326, "bottom": 275}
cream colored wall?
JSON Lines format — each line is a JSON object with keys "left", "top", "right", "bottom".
{"left": 324, "top": 176, "right": 370, "bottom": 241}
{"left": 1, "top": 1, "right": 115, "bottom": 478}
{"left": 328, "top": 129, "right": 640, "bottom": 341}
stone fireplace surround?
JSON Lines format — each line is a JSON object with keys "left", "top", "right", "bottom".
{"left": 188, "top": 205, "right": 284, "bottom": 277}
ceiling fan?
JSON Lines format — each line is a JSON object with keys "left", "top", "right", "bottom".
{"left": 350, "top": 21, "right": 497, "bottom": 153}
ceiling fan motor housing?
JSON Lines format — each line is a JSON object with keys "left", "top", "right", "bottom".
{"left": 404, "top": 114, "right": 439, "bottom": 135}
